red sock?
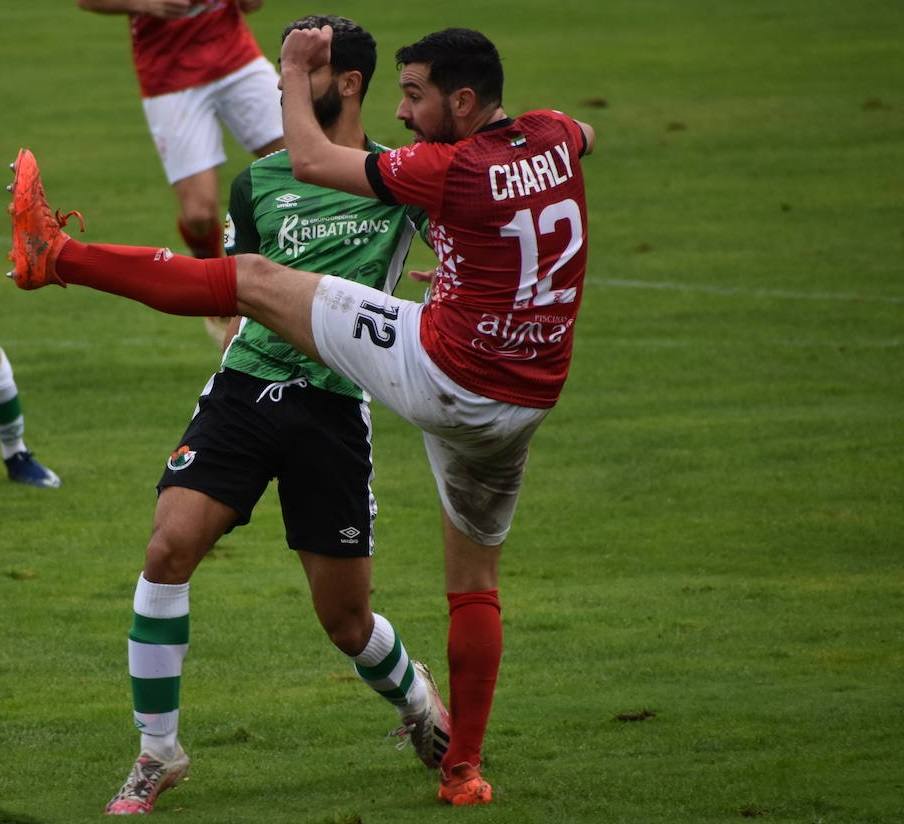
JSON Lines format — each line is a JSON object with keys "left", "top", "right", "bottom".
{"left": 442, "top": 589, "right": 502, "bottom": 771}
{"left": 56, "top": 239, "right": 237, "bottom": 316}
{"left": 178, "top": 219, "right": 223, "bottom": 259}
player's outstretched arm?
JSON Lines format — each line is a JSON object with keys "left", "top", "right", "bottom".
{"left": 279, "top": 26, "right": 375, "bottom": 198}
{"left": 576, "top": 119, "right": 596, "bottom": 156}
{"left": 76, "top": 0, "right": 192, "bottom": 18}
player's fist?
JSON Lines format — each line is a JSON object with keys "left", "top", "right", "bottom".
{"left": 281, "top": 25, "right": 332, "bottom": 74}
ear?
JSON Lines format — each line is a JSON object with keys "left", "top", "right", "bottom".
{"left": 339, "top": 70, "right": 364, "bottom": 99}
{"left": 451, "top": 87, "right": 479, "bottom": 118}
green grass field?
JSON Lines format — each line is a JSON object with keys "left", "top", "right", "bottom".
{"left": 1, "top": 1, "right": 903, "bottom": 822}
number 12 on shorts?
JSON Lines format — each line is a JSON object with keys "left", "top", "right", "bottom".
{"left": 353, "top": 300, "right": 399, "bottom": 348}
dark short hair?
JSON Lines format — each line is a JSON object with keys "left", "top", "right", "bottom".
{"left": 281, "top": 15, "right": 377, "bottom": 99}
{"left": 395, "top": 28, "right": 504, "bottom": 108}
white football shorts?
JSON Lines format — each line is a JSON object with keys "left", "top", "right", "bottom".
{"left": 311, "top": 275, "right": 549, "bottom": 546}
{"left": 142, "top": 56, "right": 283, "bottom": 184}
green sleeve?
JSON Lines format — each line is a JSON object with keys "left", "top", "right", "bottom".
{"left": 225, "top": 166, "right": 261, "bottom": 255}
{"left": 406, "top": 205, "right": 432, "bottom": 246}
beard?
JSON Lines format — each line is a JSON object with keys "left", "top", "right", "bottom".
{"left": 313, "top": 80, "right": 343, "bottom": 129}
{"left": 405, "top": 98, "right": 457, "bottom": 144}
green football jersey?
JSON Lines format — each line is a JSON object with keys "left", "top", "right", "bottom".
{"left": 222, "top": 145, "right": 426, "bottom": 397}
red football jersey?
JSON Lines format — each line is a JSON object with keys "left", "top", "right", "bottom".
{"left": 366, "top": 110, "right": 589, "bottom": 408}
{"left": 129, "top": 1, "right": 262, "bottom": 98}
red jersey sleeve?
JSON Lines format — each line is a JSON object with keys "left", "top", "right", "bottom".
{"left": 366, "top": 143, "right": 457, "bottom": 215}
{"left": 546, "top": 110, "right": 589, "bottom": 158}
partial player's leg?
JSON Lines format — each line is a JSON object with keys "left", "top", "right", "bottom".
{"left": 438, "top": 514, "right": 499, "bottom": 806}
{"left": 107, "top": 487, "right": 238, "bottom": 816}
{"left": 0, "top": 345, "right": 60, "bottom": 488}
{"left": 298, "top": 551, "right": 451, "bottom": 769}
{"left": 215, "top": 55, "right": 284, "bottom": 164}
{"left": 144, "top": 81, "right": 226, "bottom": 260}
{"left": 108, "top": 370, "right": 276, "bottom": 815}
{"left": 172, "top": 167, "right": 230, "bottom": 344}
{"left": 146, "top": 82, "right": 230, "bottom": 342}
{"left": 6, "top": 148, "right": 313, "bottom": 352}
{"left": 422, "top": 404, "right": 548, "bottom": 805}
{"left": 234, "top": 256, "right": 323, "bottom": 360}
{"left": 202, "top": 57, "right": 285, "bottom": 341}
{"left": 6, "top": 153, "right": 322, "bottom": 397}
{"left": 297, "top": 552, "right": 375, "bottom": 655}
{"left": 215, "top": 54, "right": 284, "bottom": 164}
{"left": 173, "top": 168, "right": 222, "bottom": 259}
{"left": 278, "top": 385, "right": 449, "bottom": 769}
{"left": 6, "top": 147, "right": 241, "bottom": 312}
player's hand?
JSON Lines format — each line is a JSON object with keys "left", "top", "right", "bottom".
{"left": 408, "top": 269, "right": 435, "bottom": 283}
{"left": 139, "top": 0, "right": 193, "bottom": 18}
{"left": 237, "top": 0, "right": 263, "bottom": 12}
{"left": 280, "top": 25, "right": 332, "bottom": 74}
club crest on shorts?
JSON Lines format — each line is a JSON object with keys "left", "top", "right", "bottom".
{"left": 167, "top": 445, "right": 197, "bottom": 471}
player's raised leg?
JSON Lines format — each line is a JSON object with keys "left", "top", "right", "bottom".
{"left": 6, "top": 149, "right": 237, "bottom": 310}
{"left": 7, "top": 148, "right": 320, "bottom": 360}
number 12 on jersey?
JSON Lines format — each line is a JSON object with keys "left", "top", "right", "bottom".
{"left": 501, "top": 198, "right": 583, "bottom": 310}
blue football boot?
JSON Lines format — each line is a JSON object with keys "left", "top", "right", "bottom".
{"left": 5, "top": 450, "right": 61, "bottom": 488}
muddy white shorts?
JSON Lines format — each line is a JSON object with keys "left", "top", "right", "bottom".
{"left": 311, "top": 275, "right": 549, "bottom": 545}
{"left": 142, "top": 56, "right": 283, "bottom": 184}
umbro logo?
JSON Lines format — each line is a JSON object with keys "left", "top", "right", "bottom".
{"left": 275, "top": 193, "right": 301, "bottom": 209}
{"left": 339, "top": 526, "right": 361, "bottom": 544}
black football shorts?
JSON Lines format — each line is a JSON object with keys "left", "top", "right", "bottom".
{"left": 158, "top": 368, "right": 376, "bottom": 557}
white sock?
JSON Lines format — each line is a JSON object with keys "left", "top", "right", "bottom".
{"left": 130, "top": 574, "right": 190, "bottom": 761}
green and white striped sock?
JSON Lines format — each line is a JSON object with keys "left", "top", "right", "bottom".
{"left": 129, "top": 574, "right": 189, "bottom": 759}
{"left": 0, "top": 351, "right": 25, "bottom": 460}
{"left": 0, "top": 401, "right": 25, "bottom": 459}
{"left": 354, "top": 613, "right": 426, "bottom": 716}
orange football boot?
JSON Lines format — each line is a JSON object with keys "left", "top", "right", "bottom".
{"left": 438, "top": 763, "right": 493, "bottom": 806}
{"left": 7, "top": 148, "right": 84, "bottom": 289}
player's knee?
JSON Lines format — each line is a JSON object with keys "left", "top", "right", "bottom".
{"left": 234, "top": 253, "right": 281, "bottom": 295}
{"left": 179, "top": 212, "right": 218, "bottom": 239}
{"left": 178, "top": 193, "right": 219, "bottom": 235}
{"left": 144, "top": 529, "right": 197, "bottom": 584}
{"left": 321, "top": 612, "right": 371, "bottom": 657}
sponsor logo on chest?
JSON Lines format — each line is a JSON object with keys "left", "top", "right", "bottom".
{"left": 275, "top": 212, "right": 392, "bottom": 259}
